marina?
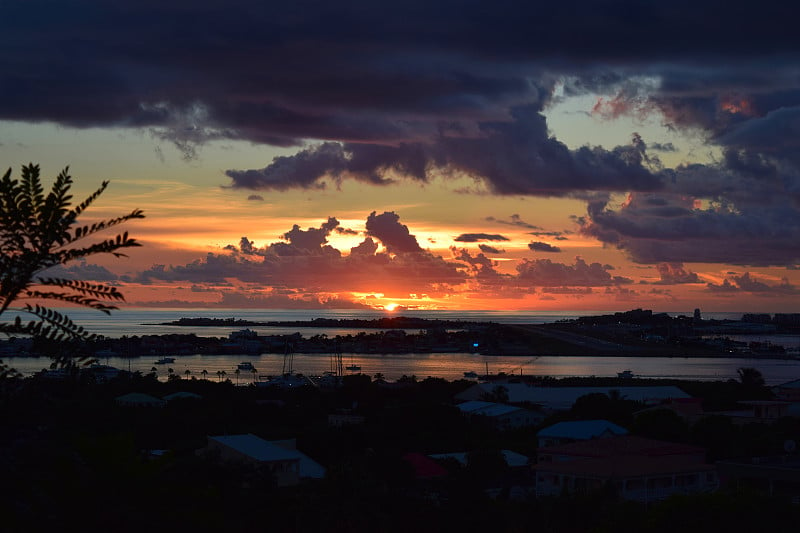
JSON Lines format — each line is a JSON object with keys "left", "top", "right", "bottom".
{"left": 7, "top": 352, "right": 800, "bottom": 386}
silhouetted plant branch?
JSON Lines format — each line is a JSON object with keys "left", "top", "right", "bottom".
{"left": 0, "top": 163, "right": 144, "bottom": 374}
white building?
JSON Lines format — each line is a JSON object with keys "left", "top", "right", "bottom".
{"left": 455, "top": 383, "right": 690, "bottom": 411}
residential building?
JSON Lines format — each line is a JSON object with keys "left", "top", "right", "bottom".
{"left": 456, "top": 400, "right": 545, "bottom": 430}
{"left": 536, "top": 419, "right": 628, "bottom": 448}
{"left": 535, "top": 435, "right": 718, "bottom": 502}
{"left": 205, "top": 433, "right": 325, "bottom": 487}
{"left": 455, "top": 383, "right": 690, "bottom": 411}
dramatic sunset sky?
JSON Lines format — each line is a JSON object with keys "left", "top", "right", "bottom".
{"left": 2, "top": 1, "right": 799, "bottom": 313}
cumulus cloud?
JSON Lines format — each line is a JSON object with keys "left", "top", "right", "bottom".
{"left": 136, "top": 212, "right": 465, "bottom": 296}
{"left": 43, "top": 261, "right": 119, "bottom": 282}
{"left": 365, "top": 211, "right": 423, "bottom": 254}
{"left": 652, "top": 263, "right": 701, "bottom": 285}
{"left": 707, "top": 272, "right": 799, "bottom": 295}
{"left": 516, "top": 257, "right": 633, "bottom": 287}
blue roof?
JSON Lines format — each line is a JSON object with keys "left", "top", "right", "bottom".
{"left": 538, "top": 419, "right": 628, "bottom": 440}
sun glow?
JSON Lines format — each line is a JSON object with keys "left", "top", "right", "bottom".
{"left": 384, "top": 302, "right": 400, "bottom": 312}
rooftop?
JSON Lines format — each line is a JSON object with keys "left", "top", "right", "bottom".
{"left": 538, "top": 435, "right": 705, "bottom": 459}
{"left": 209, "top": 434, "right": 302, "bottom": 463}
{"left": 538, "top": 419, "right": 628, "bottom": 440}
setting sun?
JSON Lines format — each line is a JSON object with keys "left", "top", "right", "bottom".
{"left": 384, "top": 303, "right": 400, "bottom": 312}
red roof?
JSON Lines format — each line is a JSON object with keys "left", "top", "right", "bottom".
{"left": 536, "top": 454, "right": 715, "bottom": 478}
{"left": 539, "top": 435, "right": 704, "bottom": 459}
{"left": 402, "top": 452, "right": 448, "bottom": 479}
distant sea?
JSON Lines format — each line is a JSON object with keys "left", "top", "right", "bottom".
{"left": 5, "top": 308, "right": 800, "bottom": 384}
{"left": 13, "top": 307, "right": 750, "bottom": 338}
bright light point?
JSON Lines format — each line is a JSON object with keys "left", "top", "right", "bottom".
{"left": 384, "top": 303, "right": 399, "bottom": 312}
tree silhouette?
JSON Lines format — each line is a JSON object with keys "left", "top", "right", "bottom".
{"left": 0, "top": 163, "right": 143, "bottom": 373}
{"left": 201, "top": 369, "right": 208, "bottom": 380}
{"left": 737, "top": 367, "right": 765, "bottom": 388}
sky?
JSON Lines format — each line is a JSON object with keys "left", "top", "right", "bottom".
{"left": 2, "top": 0, "right": 800, "bottom": 313}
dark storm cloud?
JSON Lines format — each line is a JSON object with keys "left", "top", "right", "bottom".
{"left": 454, "top": 233, "right": 509, "bottom": 243}
{"left": 581, "top": 190, "right": 800, "bottom": 266}
{"left": 226, "top": 106, "right": 664, "bottom": 195}
{"left": 528, "top": 242, "right": 562, "bottom": 253}
{"left": 6, "top": 1, "right": 800, "bottom": 269}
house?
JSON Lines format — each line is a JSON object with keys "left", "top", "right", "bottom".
{"left": 456, "top": 400, "right": 545, "bottom": 430}
{"left": 715, "top": 400, "right": 791, "bottom": 424}
{"left": 773, "top": 378, "right": 800, "bottom": 402}
{"left": 429, "top": 449, "right": 530, "bottom": 468}
{"left": 455, "top": 383, "right": 690, "bottom": 411}
{"left": 205, "top": 434, "right": 325, "bottom": 487}
{"left": 717, "top": 454, "right": 800, "bottom": 501}
{"left": 535, "top": 435, "right": 718, "bottom": 502}
{"left": 536, "top": 419, "right": 628, "bottom": 448}
{"left": 402, "top": 452, "right": 448, "bottom": 479}
{"left": 633, "top": 397, "right": 706, "bottom": 424}
{"left": 115, "top": 392, "right": 166, "bottom": 408}
{"left": 429, "top": 450, "right": 534, "bottom": 498}
{"left": 163, "top": 391, "right": 202, "bottom": 402}
{"left": 636, "top": 397, "right": 792, "bottom": 425}
{"left": 328, "top": 409, "right": 366, "bottom": 427}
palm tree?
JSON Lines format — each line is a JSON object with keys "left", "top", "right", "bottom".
{"left": 184, "top": 369, "right": 191, "bottom": 379}
{"left": 220, "top": 370, "right": 227, "bottom": 382}
{"left": 201, "top": 369, "right": 208, "bottom": 380}
{"left": 251, "top": 367, "right": 258, "bottom": 382}
{"left": 216, "top": 370, "right": 222, "bottom": 382}
{"left": 234, "top": 368, "right": 240, "bottom": 385}
{"left": 0, "top": 163, "right": 144, "bottom": 373}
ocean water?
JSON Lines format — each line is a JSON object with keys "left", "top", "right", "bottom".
{"left": 4, "top": 307, "right": 798, "bottom": 385}
{"left": 5, "top": 307, "right": 749, "bottom": 338}
{"left": 7, "top": 352, "right": 800, "bottom": 385}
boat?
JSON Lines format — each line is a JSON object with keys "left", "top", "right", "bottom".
{"left": 617, "top": 370, "right": 634, "bottom": 379}
{"left": 345, "top": 353, "right": 361, "bottom": 372}
{"left": 154, "top": 357, "right": 175, "bottom": 364}
{"left": 237, "top": 361, "right": 255, "bottom": 371}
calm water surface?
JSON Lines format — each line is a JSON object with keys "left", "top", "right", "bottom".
{"left": 5, "top": 308, "right": 799, "bottom": 384}
{"left": 8, "top": 353, "right": 800, "bottom": 385}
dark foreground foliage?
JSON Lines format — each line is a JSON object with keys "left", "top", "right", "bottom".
{"left": 1, "top": 374, "right": 799, "bottom": 532}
